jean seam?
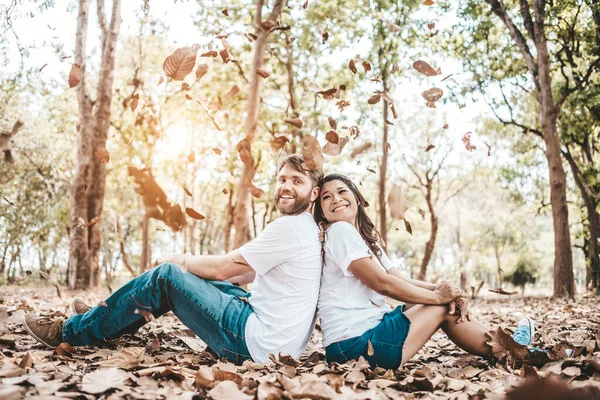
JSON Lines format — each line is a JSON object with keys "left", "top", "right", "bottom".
{"left": 336, "top": 342, "right": 348, "bottom": 362}
{"left": 165, "top": 278, "right": 247, "bottom": 341}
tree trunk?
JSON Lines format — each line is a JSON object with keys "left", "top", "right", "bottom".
{"left": 68, "top": 0, "right": 93, "bottom": 289}
{"left": 564, "top": 147, "right": 600, "bottom": 292}
{"left": 232, "top": 0, "right": 286, "bottom": 249}
{"left": 419, "top": 184, "right": 438, "bottom": 281}
{"left": 378, "top": 74, "right": 389, "bottom": 250}
{"left": 87, "top": 0, "right": 122, "bottom": 287}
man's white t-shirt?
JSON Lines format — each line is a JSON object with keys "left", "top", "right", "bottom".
{"left": 317, "top": 221, "right": 394, "bottom": 347}
{"left": 240, "top": 212, "right": 321, "bottom": 362}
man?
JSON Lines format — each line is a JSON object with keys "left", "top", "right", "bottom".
{"left": 24, "top": 154, "right": 324, "bottom": 364}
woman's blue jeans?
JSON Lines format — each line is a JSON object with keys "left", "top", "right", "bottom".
{"left": 61, "top": 263, "right": 253, "bottom": 364}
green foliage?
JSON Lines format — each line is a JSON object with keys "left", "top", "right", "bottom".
{"left": 504, "top": 256, "right": 538, "bottom": 289}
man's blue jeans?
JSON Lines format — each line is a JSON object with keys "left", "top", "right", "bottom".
{"left": 62, "top": 263, "right": 254, "bottom": 364}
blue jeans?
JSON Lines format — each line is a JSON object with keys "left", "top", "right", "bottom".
{"left": 325, "top": 306, "right": 410, "bottom": 370}
{"left": 62, "top": 263, "right": 253, "bottom": 365}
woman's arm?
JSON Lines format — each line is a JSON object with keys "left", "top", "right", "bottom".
{"left": 386, "top": 268, "right": 436, "bottom": 290}
{"left": 348, "top": 257, "right": 461, "bottom": 305}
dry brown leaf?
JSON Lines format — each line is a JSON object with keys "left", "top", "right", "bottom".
{"left": 423, "top": 0, "right": 435, "bottom": 5}
{"left": 134, "top": 308, "right": 155, "bottom": 323}
{"left": 413, "top": 60, "right": 441, "bottom": 77}
{"left": 256, "top": 68, "right": 270, "bottom": 78}
{"left": 322, "top": 136, "right": 349, "bottom": 156}
{"left": 83, "top": 216, "right": 100, "bottom": 228}
{"left": 302, "top": 135, "right": 323, "bottom": 171}
{"left": 130, "top": 94, "right": 139, "bottom": 111}
{"left": 462, "top": 132, "right": 477, "bottom": 152}
{"left": 367, "top": 340, "right": 375, "bottom": 356}
{"left": 68, "top": 63, "right": 81, "bottom": 88}
{"left": 209, "top": 381, "right": 253, "bottom": 400}
{"left": 219, "top": 49, "right": 230, "bottom": 63}
{"left": 81, "top": 368, "right": 130, "bottom": 394}
{"left": 94, "top": 148, "right": 110, "bottom": 163}
{"left": 443, "top": 123, "right": 449, "bottom": 129}
{"left": 325, "top": 130, "right": 339, "bottom": 144}
{"left": 285, "top": 118, "right": 303, "bottom": 128}
{"left": 362, "top": 61, "right": 372, "bottom": 72}
{"left": 185, "top": 207, "right": 205, "bottom": 220}
{"left": 221, "top": 9, "right": 229, "bottom": 16}
{"left": 486, "top": 327, "right": 529, "bottom": 362}
{"left": 75, "top": 217, "right": 86, "bottom": 229}
{"left": 427, "top": 22, "right": 436, "bottom": 30}
{"left": 226, "top": 84, "right": 240, "bottom": 100}
{"left": 386, "top": 22, "right": 401, "bottom": 32}
{"left": 426, "top": 144, "right": 435, "bottom": 152}
{"left": 349, "top": 59, "right": 357, "bottom": 74}
{"left": 328, "top": 117, "right": 337, "bottom": 130}
{"left": 163, "top": 44, "right": 200, "bottom": 81}
{"left": 422, "top": 87, "right": 443, "bottom": 103}
{"left": 18, "top": 352, "right": 33, "bottom": 369}
{"left": 188, "top": 151, "right": 195, "bottom": 162}
{"left": 388, "top": 184, "right": 409, "bottom": 220}
{"left": 349, "top": 141, "right": 372, "bottom": 159}
{"left": 195, "top": 64, "right": 209, "bottom": 81}
{"left": 404, "top": 219, "right": 413, "bottom": 235}
{"left": 56, "top": 343, "right": 74, "bottom": 357}
{"left": 213, "top": 147, "right": 222, "bottom": 155}
{"left": 157, "top": 76, "right": 164, "bottom": 86}
{"left": 200, "top": 50, "right": 218, "bottom": 58}
{"left": 236, "top": 139, "right": 253, "bottom": 166}
{"left": 271, "top": 136, "right": 289, "bottom": 151}
{"left": 98, "top": 347, "right": 145, "bottom": 370}
{"left": 368, "top": 94, "right": 381, "bottom": 104}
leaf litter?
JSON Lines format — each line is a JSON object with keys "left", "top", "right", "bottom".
{"left": 2, "top": 288, "right": 598, "bottom": 398}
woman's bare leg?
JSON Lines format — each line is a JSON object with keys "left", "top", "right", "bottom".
{"left": 401, "top": 305, "right": 491, "bottom": 364}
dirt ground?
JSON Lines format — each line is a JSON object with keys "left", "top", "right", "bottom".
{"left": 1, "top": 286, "right": 599, "bottom": 399}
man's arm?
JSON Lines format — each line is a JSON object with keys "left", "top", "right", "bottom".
{"left": 156, "top": 249, "right": 254, "bottom": 281}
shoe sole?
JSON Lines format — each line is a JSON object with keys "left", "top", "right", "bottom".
{"left": 69, "top": 299, "right": 79, "bottom": 316}
{"left": 23, "top": 318, "right": 57, "bottom": 348}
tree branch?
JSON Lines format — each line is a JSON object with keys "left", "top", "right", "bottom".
{"left": 96, "top": 0, "right": 107, "bottom": 46}
{"left": 519, "top": 0, "right": 536, "bottom": 41}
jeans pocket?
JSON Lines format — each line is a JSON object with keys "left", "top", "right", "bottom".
{"left": 220, "top": 347, "right": 252, "bottom": 365}
{"left": 366, "top": 341, "right": 402, "bottom": 370}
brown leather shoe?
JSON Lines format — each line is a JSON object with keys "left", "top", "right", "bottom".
{"left": 70, "top": 298, "right": 92, "bottom": 315}
{"left": 23, "top": 313, "right": 64, "bottom": 347}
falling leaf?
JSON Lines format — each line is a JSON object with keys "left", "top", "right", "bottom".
{"left": 183, "top": 187, "right": 192, "bottom": 196}
{"left": 367, "top": 340, "right": 375, "bottom": 356}
{"left": 421, "top": 87, "right": 444, "bottom": 104}
{"left": 221, "top": 9, "right": 229, "bottom": 16}
{"left": 366, "top": 167, "right": 376, "bottom": 174}
{"left": 195, "top": 64, "right": 209, "bottom": 81}
{"left": 404, "top": 219, "right": 413, "bottom": 235}
{"left": 443, "top": 123, "right": 449, "bottom": 129}
{"left": 185, "top": 94, "right": 192, "bottom": 100}
{"left": 392, "top": 63, "right": 400, "bottom": 74}
{"left": 386, "top": 22, "right": 401, "bottom": 32}
{"left": 285, "top": 118, "right": 303, "bottom": 128}
{"left": 368, "top": 94, "right": 382, "bottom": 104}
{"left": 388, "top": 184, "right": 409, "bottom": 220}
{"left": 163, "top": 44, "right": 200, "bottom": 81}
{"left": 271, "top": 136, "right": 289, "bottom": 151}
{"left": 185, "top": 207, "right": 205, "bottom": 220}
{"left": 83, "top": 216, "right": 100, "bottom": 228}
{"left": 362, "top": 61, "right": 372, "bottom": 72}
{"left": 302, "top": 0, "right": 309, "bottom": 9}
{"left": 200, "top": 50, "right": 218, "bottom": 58}
{"left": 134, "top": 308, "right": 155, "bottom": 323}
{"left": 236, "top": 139, "right": 253, "bottom": 167}
{"left": 462, "top": 132, "right": 477, "bottom": 152}
{"left": 259, "top": 20, "right": 277, "bottom": 32}
{"left": 413, "top": 60, "right": 441, "bottom": 77}
{"left": 244, "top": 32, "right": 257, "bottom": 42}
{"left": 418, "top": 208, "right": 426, "bottom": 219}
{"left": 255, "top": 68, "right": 270, "bottom": 78}
{"left": 76, "top": 217, "right": 86, "bottom": 229}
{"left": 425, "top": 145, "right": 435, "bottom": 152}
{"left": 225, "top": 85, "right": 240, "bottom": 100}
{"left": 93, "top": 148, "right": 110, "bottom": 163}
{"left": 130, "top": 94, "right": 139, "bottom": 111}
{"left": 441, "top": 73, "right": 455, "bottom": 81}
{"left": 336, "top": 100, "right": 350, "bottom": 111}
{"left": 350, "top": 141, "right": 372, "bottom": 159}
{"left": 322, "top": 136, "right": 349, "bottom": 156}
{"left": 349, "top": 125, "right": 360, "bottom": 139}
{"left": 68, "top": 63, "right": 81, "bottom": 88}
{"left": 196, "top": 100, "right": 221, "bottom": 131}
{"left": 423, "top": 0, "right": 435, "bottom": 5}
{"left": 181, "top": 82, "right": 191, "bottom": 91}
{"left": 208, "top": 96, "right": 223, "bottom": 111}
{"left": 349, "top": 59, "right": 357, "bottom": 74}
{"left": 459, "top": 103, "right": 466, "bottom": 109}
{"left": 427, "top": 22, "right": 436, "bottom": 30}
{"left": 212, "top": 147, "right": 222, "bottom": 155}
{"left": 39, "top": 63, "right": 48, "bottom": 72}
{"left": 219, "top": 49, "right": 230, "bottom": 63}
{"left": 328, "top": 117, "right": 337, "bottom": 130}
{"left": 157, "top": 76, "right": 164, "bottom": 86}
{"left": 222, "top": 188, "right": 228, "bottom": 195}
{"left": 301, "top": 135, "right": 323, "bottom": 171}
{"left": 325, "top": 130, "right": 339, "bottom": 144}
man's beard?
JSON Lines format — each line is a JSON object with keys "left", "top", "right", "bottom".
{"left": 275, "top": 190, "right": 312, "bottom": 215}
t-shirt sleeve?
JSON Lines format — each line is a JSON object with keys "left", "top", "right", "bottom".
{"left": 378, "top": 247, "right": 395, "bottom": 271}
{"left": 326, "top": 222, "right": 373, "bottom": 277}
{"left": 240, "top": 218, "right": 300, "bottom": 275}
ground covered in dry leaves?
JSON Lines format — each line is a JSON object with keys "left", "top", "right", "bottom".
{"left": 1, "top": 286, "right": 599, "bottom": 399}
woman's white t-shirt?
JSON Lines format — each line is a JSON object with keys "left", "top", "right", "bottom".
{"left": 240, "top": 212, "right": 322, "bottom": 362}
{"left": 317, "top": 221, "right": 394, "bottom": 347}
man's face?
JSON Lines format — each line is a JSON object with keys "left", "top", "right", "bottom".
{"left": 274, "top": 164, "right": 319, "bottom": 215}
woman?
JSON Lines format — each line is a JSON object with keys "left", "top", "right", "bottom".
{"left": 313, "top": 174, "right": 536, "bottom": 369}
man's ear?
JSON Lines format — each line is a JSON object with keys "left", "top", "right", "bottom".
{"left": 310, "top": 186, "right": 320, "bottom": 202}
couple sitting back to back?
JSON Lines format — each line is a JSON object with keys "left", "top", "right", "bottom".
{"left": 25, "top": 154, "right": 537, "bottom": 368}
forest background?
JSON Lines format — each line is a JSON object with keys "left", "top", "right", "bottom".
{"left": 1, "top": 0, "right": 599, "bottom": 299}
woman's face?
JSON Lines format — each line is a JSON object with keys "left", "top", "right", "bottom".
{"left": 320, "top": 179, "right": 358, "bottom": 226}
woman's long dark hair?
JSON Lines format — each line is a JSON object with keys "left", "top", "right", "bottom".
{"left": 314, "top": 174, "right": 382, "bottom": 259}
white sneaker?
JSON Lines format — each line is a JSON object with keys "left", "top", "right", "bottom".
{"left": 512, "top": 317, "right": 535, "bottom": 345}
